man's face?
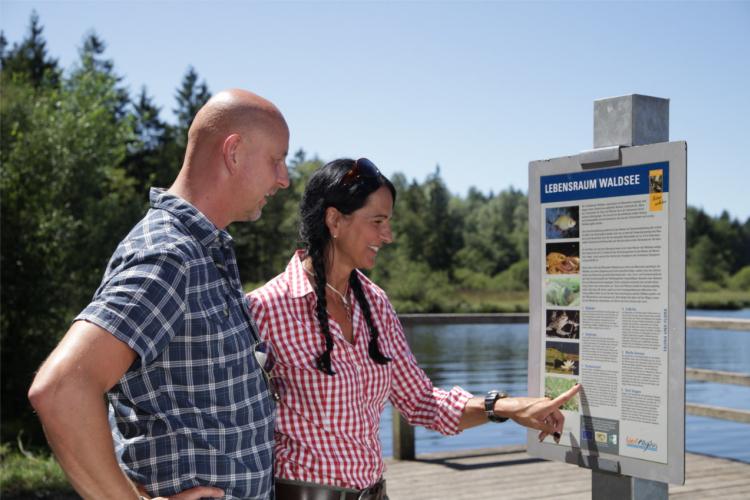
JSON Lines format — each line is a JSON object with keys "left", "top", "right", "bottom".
{"left": 235, "top": 121, "right": 290, "bottom": 222}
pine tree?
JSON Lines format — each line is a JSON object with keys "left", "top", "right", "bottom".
{"left": 123, "top": 86, "right": 174, "bottom": 194}
{"left": 173, "top": 66, "right": 211, "bottom": 147}
{"left": 0, "top": 11, "right": 60, "bottom": 88}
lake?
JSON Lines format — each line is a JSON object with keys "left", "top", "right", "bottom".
{"left": 378, "top": 309, "right": 750, "bottom": 463}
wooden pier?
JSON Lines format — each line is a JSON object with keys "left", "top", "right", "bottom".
{"left": 387, "top": 314, "right": 750, "bottom": 498}
{"left": 384, "top": 445, "right": 750, "bottom": 499}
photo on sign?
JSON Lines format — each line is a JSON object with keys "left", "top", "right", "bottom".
{"left": 545, "top": 376, "right": 579, "bottom": 411}
{"left": 545, "top": 206, "right": 579, "bottom": 239}
{"left": 545, "top": 309, "right": 580, "bottom": 339}
{"left": 546, "top": 242, "right": 580, "bottom": 274}
{"left": 544, "top": 277, "right": 580, "bottom": 307}
{"left": 649, "top": 169, "right": 664, "bottom": 193}
{"left": 545, "top": 340, "right": 579, "bottom": 375}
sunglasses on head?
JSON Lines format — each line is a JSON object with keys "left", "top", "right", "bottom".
{"left": 340, "top": 157, "right": 381, "bottom": 186}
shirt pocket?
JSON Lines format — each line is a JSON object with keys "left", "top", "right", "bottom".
{"left": 197, "top": 292, "right": 246, "bottom": 367}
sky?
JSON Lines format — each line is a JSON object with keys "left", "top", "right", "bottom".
{"left": 2, "top": 1, "right": 749, "bottom": 220}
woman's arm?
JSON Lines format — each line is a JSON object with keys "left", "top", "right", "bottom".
{"left": 458, "top": 385, "right": 581, "bottom": 443}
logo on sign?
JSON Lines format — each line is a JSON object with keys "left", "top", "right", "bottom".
{"left": 626, "top": 436, "right": 658, "bottom": 452}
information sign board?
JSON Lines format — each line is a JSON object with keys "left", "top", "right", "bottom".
{"left": 527, "top": 141, "right": 686, "bottom": 484}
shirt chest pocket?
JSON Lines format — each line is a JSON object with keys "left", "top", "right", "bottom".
{"left": 189, "top": 293, "right": 250, "bottom": 367}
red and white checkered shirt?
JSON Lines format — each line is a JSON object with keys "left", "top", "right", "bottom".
{"left": 248, "top": 251, "right": 472, "bottom": 489}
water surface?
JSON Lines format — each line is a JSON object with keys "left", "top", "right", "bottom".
{"left": 379, "top": 309, "right": 750, "bottom": 462}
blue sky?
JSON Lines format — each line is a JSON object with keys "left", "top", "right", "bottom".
{"left": 3, "top": 1, "right": 749, "bottom": 220}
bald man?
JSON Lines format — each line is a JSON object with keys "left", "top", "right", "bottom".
{"left": 29, "top": 89, "right": 290, "bottom": 500}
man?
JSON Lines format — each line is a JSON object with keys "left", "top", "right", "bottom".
{"left": 28, "top": 89, "right": 290, "bottom": 499}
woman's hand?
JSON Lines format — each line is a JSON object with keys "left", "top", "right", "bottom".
{"left": 497, "top": 383, "right": 580, "bottom": 443}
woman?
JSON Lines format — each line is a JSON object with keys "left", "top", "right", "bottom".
{"left": 248, "top": 158, "right": 579, "bottom": 500}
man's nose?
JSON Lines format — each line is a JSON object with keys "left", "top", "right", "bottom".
{"left": 277, "top": 162, "right": 290, "bottom": 189}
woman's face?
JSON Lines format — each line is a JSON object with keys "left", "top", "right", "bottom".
{"left": 329, "top": 186, "right": 394, "bottom": 271}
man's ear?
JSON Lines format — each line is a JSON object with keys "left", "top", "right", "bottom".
{"left": 222, "top": 133, "right": 241, "bottom": 172}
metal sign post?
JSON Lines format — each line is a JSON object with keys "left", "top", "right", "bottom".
{"left": 527, "top": 95, "right": 686, "bottom": 498}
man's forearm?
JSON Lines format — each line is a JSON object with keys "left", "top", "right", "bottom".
{"left": 28, "top": 322, "right": 141, "bottom": 500}
{"left": 34, "top": 380, "right": 139, "bottom": 499}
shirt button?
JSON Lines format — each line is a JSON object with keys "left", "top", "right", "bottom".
{"left": 224, "top": 306, "right": 229, "bottom": 317}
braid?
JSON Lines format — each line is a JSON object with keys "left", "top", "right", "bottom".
{"left": 349, "top": 271, "right": 391, "bottom": 365}
{"left": 299, "top": 158, "right": 397, "bottom": 376}
{"left": 311, "top": 249, "right": 336, "bottom": 375}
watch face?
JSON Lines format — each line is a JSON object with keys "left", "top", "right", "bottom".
{"left": 485, "top": 391, "right": 499, "bottom": 412}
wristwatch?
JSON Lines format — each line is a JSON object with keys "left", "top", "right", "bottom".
{"left": 484, "top": 390, "right": 509, "bottom": 423}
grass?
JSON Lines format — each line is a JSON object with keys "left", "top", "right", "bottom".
{"left": 686, "top": 290, "right": 750, "bottom": 310}
{"left": 452, "top": 290, "right": 529, "bottom": 313}
{"left": 0, "top": 442, "right": 76, "bottom": 499}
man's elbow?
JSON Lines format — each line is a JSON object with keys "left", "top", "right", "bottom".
{"left": 28, "top": 371, "right": 57, "bottom": 417}
{"left": 28, "top": 361, "right": 74, "bottom": 419}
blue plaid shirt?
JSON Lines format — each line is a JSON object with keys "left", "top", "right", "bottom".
{"left": 77, "top": 188, "right": 274, "bottom": 499}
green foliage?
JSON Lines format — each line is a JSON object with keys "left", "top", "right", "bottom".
{"left": 493, "top": 259, "right": 529, "bottom": 292}
{"left": 232, "top": 151, "right": 323, "bottom": 282}
{"left": 1, "top": 21, "right": 142, "bottom": 442}
{"left": 173, "top": 66, "right": 211, "bottom": 147}
{"left": 0, "top": 442, "right": 74, "bottom": 498}
{"left": 456, "top": 187, "right": 527, "bottom": 276}
{"left": 728, "top": 266, "right": 750, "bottom": 291}
{"left": 686, "top": 290, "right": 750, "bottom": 310}
{"left": 123, "top": 86, "right": 177, "bottom": 195}
{"left": 371, "top": 252, "right": 458, "bottom": 313}
{"left": 0, "top": 11, "right": 60, "bottom": 88}
{"left": 686, "top": 207, "right": 750, "bottom": 289}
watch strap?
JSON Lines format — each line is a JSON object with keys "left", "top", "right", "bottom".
{"left": 484, "top": 390, "right": 509, "bottom": 423}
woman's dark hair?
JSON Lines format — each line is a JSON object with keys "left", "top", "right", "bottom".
{"left": 299, "top": 158, "right": 396, "bottom": 375}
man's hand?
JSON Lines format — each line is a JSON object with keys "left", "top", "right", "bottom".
{"left": 149, "top": 486, "right": 224, "bottom": 499}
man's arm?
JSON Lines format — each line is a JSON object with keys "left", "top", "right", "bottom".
{"left": 28, "top": 320, "right": 142, "bottom": 498}
{"left": 28, "top": 322, "right": 225, "bottom": 500}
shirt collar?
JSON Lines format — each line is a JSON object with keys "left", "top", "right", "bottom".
{"left": 286, "top": 250, "right": 315, "bottom": 299}
{"left": 149, "top": 187, "right": 230, "bottom": 248}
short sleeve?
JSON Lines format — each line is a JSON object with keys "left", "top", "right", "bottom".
{"left": 76, "top": 250, "right": 187, "bottom": 365}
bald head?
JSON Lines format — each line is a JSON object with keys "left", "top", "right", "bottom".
{"left": 171, "top": 88, "right": 290, "bottom": 229}
{"left": 187, "top": 89, "right": 286, "bottom": 149}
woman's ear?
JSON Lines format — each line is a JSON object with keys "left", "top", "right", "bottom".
{"left": 222, "top": 133, "right": 241, "bottom": 173}
{"left": 325, "top": 207, "right": 342, "bottom": 238}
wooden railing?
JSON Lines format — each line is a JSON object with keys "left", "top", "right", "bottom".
{"left": 391, "top": 314, "right": 750, "bottom": 460}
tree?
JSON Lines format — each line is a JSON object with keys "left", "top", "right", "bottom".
{"left": 1, "top": 35, "right": 141, "bottom": 443}
{"left": 233, "top": 150, "right": 323, "bottom": 285}
{"left": 0, "top": 11, "right": 60, "bottom": 88}
{"left": 123, "top": 86, "right": 175, "bottom": 195}
{"left": 456, "top": 188, "right": 527, "bottom": 276}
{"left": 420, "top": 168, "right": 463, "bottom": 272}
{"left": 76, "top": 32, "right": 130, "bottom": 119}
{"left": 173, "top": 66, "right": 211, "bottom": 148}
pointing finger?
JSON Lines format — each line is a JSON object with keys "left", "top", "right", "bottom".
{"left": 551, "top": 383, "right": 580, "bottom": 407}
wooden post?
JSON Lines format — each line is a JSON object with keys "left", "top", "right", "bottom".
{"left": 392, "top": 409, "right": 415, "bottom": 460}
{"left": 392, "top": 325, "right": 415, "bottom": 460}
